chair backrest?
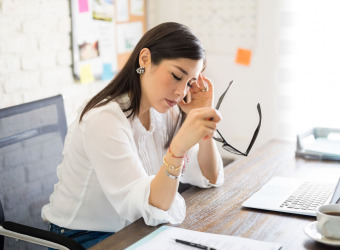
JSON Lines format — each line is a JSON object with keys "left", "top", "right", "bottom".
{"left": 0, "top": 200, "right": 4, "bottom": 250}
{"left": 0, "top": 95, "right": 67, "bottom": 250}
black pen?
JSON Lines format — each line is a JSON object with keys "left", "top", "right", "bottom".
{"left": 175, "top": 239, "right": 217, "bottom": 250}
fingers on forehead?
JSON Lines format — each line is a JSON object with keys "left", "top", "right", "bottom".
{"left": 202, "top": 75, "right": 212, "bottom": 85}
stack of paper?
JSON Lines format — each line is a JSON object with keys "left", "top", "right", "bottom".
{"left": 126, "top": 226, "right": 282, "bottom": 250}
{"left": 296, "top": 127, "right": 340, "bottom": 161}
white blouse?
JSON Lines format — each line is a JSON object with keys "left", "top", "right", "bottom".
{"left": 41, "top": 94, "right": 224, "bottom": 232}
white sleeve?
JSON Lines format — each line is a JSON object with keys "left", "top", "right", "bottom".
{"left": 180, "top": 144, "right": 224, "bottom": 188}
{"left": 82, "top": 104, "right": 185, "bottom": 226}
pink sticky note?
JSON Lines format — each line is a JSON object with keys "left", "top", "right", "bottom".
{"left": 78, "top": 0, "right": 89, "bottom": 13}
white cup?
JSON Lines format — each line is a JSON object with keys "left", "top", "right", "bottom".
{"left": 316, "top": 204, "right": 340, "bottom": 239}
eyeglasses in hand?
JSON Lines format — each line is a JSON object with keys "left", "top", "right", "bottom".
{"left": 213, "top": 80, "right": 262, "bottom": 156}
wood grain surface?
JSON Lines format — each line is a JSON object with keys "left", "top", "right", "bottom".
{"left": 90, "top": 140, "right": 340, "bottom": 250}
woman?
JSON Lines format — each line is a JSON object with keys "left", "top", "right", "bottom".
{"left": 42, "top": 22, "right": 224, "bottom": 249}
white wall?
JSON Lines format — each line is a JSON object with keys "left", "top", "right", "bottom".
{"left": 148, "top": 0, "right": 280, "bottom": 159}
{"left": 0, "top": 0, "right": 107, "bottom": 123}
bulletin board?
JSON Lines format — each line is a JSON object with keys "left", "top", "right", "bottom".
{"left": 115, "top": 0, "right": 146, "bottom": 69}
{"left": 178, "top": 0, "right": 257, "bottom": 55}
{"left": 71, "top": 0, "right": 146, "bottom": 83}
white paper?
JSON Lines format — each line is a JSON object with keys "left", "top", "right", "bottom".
{"left": 130, "top": 0, "right": 144, "bottom": 16}
{"left": 71, "top": 0, "right": 117, "bottom": 79}
{"left": 305, "top": 138, "right": 340, "bottom": 156}
{"left": 116, "top": 0, "right": 129, "bottom": 22}
{"left": 116, "top": 22, "right": 143, "bottom": 53}
{"left": 126, "top": 226, "right": 282, "bottom": 250}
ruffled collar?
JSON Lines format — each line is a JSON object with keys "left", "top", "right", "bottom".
{"left": 115, "top": 93, "right": 156, "bottom": 134}
{"left": 131, "top": 109, "right": 156, "bottom": 134}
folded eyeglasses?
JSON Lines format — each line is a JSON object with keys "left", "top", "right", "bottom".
{"left": 213, "top": 80, "right": 262, "bottom": 156}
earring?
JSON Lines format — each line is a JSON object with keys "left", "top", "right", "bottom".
{"left": 136, "top": 66, "right": 145, "bottom": 74}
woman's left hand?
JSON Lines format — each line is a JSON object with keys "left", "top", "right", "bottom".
{"left": 178, "top": 74, "right": 214, "bottom": 114}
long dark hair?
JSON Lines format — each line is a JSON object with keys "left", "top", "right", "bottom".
{"left": 79, "top": 22, "right": 206, "bottom": 146}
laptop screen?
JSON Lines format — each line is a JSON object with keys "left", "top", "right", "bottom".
{"left": 330, "top": 177, "right": 340, "bottom": 204}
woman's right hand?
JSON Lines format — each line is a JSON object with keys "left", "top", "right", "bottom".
{"left": 170, "top": 107, "right": 222, "bottom": 156}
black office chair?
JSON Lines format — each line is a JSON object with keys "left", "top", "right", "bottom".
{"left": 0, "top": 95, "right": 84, "bottom": 250}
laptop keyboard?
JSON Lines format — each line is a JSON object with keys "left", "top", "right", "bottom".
{"left": 280, "top": 181, "right": 335, "bottom": 211}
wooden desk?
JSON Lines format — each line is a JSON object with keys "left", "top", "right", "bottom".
{"left": 90, "top": 140, "right": 340, "bottom": 250}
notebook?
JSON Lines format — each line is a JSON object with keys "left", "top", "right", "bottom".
{"left": 242, "top": 176, "right": 340, "bottom": 216}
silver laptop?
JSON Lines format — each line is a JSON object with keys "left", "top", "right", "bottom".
{"left": 242, "top": 176, "right": 340, "bottom": 216}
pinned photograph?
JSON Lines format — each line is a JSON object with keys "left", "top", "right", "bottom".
{"left": 93, "top": 0, "right": 114, "bottom": 21}
{"left": 79, "top": 40, "right": 100, "bottom": 61}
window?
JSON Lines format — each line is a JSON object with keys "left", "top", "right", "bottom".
{"left": 277, "top": 0, "right": 340, "bottom": 140}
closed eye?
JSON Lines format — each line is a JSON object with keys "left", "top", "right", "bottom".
{"left": 172, "top": 73, "right": 181, "bottom": 81}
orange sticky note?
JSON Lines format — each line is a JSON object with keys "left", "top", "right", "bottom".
{"left": 235, "top": 48, "right": 252, "bottom": 66}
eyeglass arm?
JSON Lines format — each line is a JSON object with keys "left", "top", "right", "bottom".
{"left": 244, "top": 103, "right": 262, "bottom": 155}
